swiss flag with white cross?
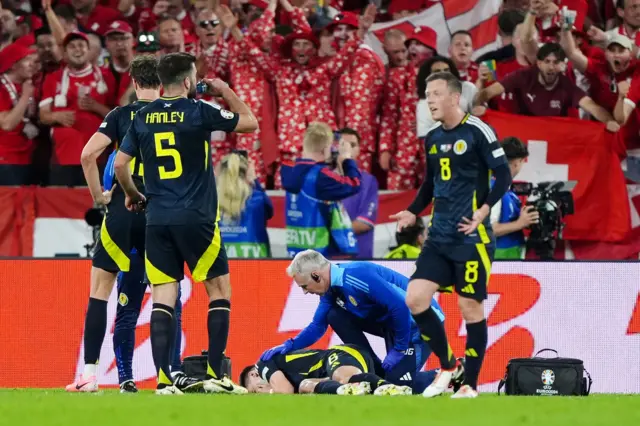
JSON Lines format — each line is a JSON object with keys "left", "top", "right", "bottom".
{"left": 484, "top": 111, "right": 635, "bottom": 255}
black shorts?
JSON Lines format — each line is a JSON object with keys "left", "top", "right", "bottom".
{"left": 324, "top": 345, "right": 375, "bottom": 378}
{"left": 411, "top": 240, "right": 494, "bottom": 301}
{"left": 145, "top": 222, "right": 228, "bottom": 285}
{"left": 92, "top": 191, "right": 145, "bottom": 273}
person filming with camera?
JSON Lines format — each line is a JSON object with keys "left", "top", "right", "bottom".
{"left": 282, "top": 122, "right": 362, "bottom": 258}
{"left": 490, "top": 137, "right": 539, "bottom": 260}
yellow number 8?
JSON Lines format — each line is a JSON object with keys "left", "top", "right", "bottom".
{"left": 464, "top": 261, "right": 479, "bottom": 283}
{"left": 154, "top": 132, "right": 183, "bottom": 180}
{"left": 440, "top": 158, "right": 451, "bottom": 181}
{"left": 328, "top": 353, "right": 339, "bottom": 367}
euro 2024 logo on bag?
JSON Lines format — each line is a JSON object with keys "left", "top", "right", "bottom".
{"left": 541, "top": 369, "right": 555, "bottom": 386}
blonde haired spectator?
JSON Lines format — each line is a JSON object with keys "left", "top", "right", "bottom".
{"left": 217, "top": 151, "right": 273, "bottom": 258}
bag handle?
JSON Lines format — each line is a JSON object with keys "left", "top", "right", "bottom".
{"left": 534, "top": 348, "right": 559, "bottom": 358}
{"left": 583, "top": 367, "right": 593, "bottom": 395}
{"left": 497, "top": 379, "right": 505, "bottom": 395}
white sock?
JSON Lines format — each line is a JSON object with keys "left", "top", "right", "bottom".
{"left": 83, "top": 363, "right": 97, "bottom": 378}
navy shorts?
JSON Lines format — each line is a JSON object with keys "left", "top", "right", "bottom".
{"left": 411, "top": 240, "right": 494, "bottom": 301}
{"left": 145, "top": 222, "right": 228, "bottom": 285}
{"left": 324, "top": 345, "right": 376, "bottom": 378}
{"left": 92, "top": 190, "right": 145, "bottom": 273}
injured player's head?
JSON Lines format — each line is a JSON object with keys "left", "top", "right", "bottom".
{"left": 239, "top": 365, "right": 272, "bottom": 394}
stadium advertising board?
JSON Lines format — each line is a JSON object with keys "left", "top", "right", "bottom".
{"left": 0, "top": 260, "right": 638, "bottom": 393}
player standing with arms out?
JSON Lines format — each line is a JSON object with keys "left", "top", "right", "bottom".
{"left": 67, "top": 55, "right": 165, "bottom": 393}
{"left": 114, "top": 52, "right": 258, "bottom": 395}
{"left": 391, "top": 72, "right": 511, "bottom": 399}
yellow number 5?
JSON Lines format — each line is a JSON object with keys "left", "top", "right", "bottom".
{"left": 154, "top": 132, "right": 183, "bottom": 180}
{"left": 440, "top": 158, "right": 451, "bottom": 180}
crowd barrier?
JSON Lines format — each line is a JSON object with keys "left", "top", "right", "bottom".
{"left": 0, "top": 259, "right": 638, "bottom": 393}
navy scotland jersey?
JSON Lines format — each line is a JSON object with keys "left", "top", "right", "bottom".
{"left": 422, "top": 114, "right": 507, "bottom": 244}
{"left": 99, "top": 100, "right": 150, "bottom": 186}
{"left": 120, "top": 97, "right": 239, "bottom": 226}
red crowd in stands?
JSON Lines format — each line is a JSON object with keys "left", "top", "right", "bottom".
{"left": 0, "top": 0, "right": 638, "bottom": 189}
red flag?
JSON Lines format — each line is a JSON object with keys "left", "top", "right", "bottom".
{"left": 484, "top": 111, "right": 631, "bottom": 242}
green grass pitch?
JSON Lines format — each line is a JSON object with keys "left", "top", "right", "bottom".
{"left": 1, "top": 390, "right": 638, "bottom": 426}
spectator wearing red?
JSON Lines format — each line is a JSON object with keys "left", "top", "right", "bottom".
{"left": 382, "top": 29, "right": 408, "bottom": 69}
{"left": 102, "top": 21, "right": 134, "bottom": 106}
{"left": 39, "top": 32, "right": 115, "bottom": 186}
{"left": 194, "top": 8, "right": 220, "bottom": 55}
{"left": 157, "top": 16, "right": 197, "bottom": 55}
{"left": 330, "top": 10, "right": 384, "bottom": 172}
{"left": 14, "top": 11, "right": 43, "bottom": 40}
{"left": 0, "top": 44, "right": 38, "bottom": 184}
{"left": 138, "top": 0, "right": 195, "bottom": 34}
{"left": 614, "top": 59, "right": 640, "bottom": 150}
{"left": 245, "top": 5, "right": 375, "bottom": 182}
{"left": 531, "top": 0, "right": 588, "bottom": 42}
{"left": 406, "top": 25, "right": 437, "bottom": 64}
{"left": 317, "top": 26, "right": 336, "bottom": 59}
{"left": 242, "top": 0, "right": 269, "bottom": 29}
{"left": 138, "top": 0, "right": 169, "bottom": 32}
{"left": 208, "top": 1, "right": 296, "bottom": 185}
{"left": 71, "top": 0, "right": 123, "bottom": 34}
{"left": 475, "top": 43, "right": 619, "bottom": 130}
{"left": 449, "top": 30, "right": 479, "bottom": 83}
{"left": 379, "top": 25, "right": 437, "bottom": 190}
{"left": 561, "top": 28, "right": 636, "bottom": 116}
{"left": 591, "top": 0, "right": 640, "bottom": 50}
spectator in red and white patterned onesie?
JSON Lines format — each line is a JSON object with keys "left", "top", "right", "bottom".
{"left": 329, "top": 11, "right": 384, "bottom": 172}
{"left": 379, "top": 26, "right": 437, "bottom": 190}
{"left": 244, "top": 5, "right": 376, "bottom": 185}
{"left": 209, "top": 0, "right": 307, "bottom": 185}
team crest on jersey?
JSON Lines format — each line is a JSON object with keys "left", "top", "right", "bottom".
{"left": 221, "top": 109, "right": 234, "bottom": 119}
{"left": 453, "top": 140, "right": 467, "bottom": 155}
{"left": 348, "top": 296, "right": 358, "bottom": 306}
{"left": 118, "top": 292, "right": 129, "bottom": 306}
{"left": 440, "top": 144, "right": 452, "bottom": 153}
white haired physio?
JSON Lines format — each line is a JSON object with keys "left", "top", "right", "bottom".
{"left": 286, "top": 250, "right": 330, "bottom": 277}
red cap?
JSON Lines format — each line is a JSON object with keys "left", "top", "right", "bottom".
{"left": 103, "top": 20, "right": 133, "bottom": 37}
{"left": 14, "top": 33, "right": 36, "bottom": 48}
{"left": 281, "top": 30, "right": 319, "bottom": 58}
{"left": 63, "top": 31, "right": 90, "bottom": 47}
{"left": 327, "top": 12, "right": 359, "bottom": 32}
{"left": 249, "top": 0, "right": 269, "bottom": 9}
{"left": 0, "top": 43, "right": 36, "bottom": 73}
{"left": 406, "top": 25, "right": 437, "bottom": 52}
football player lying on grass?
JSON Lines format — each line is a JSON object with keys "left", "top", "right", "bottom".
{"left": 239, "top": 344, "right": 412, "bottom": 395}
